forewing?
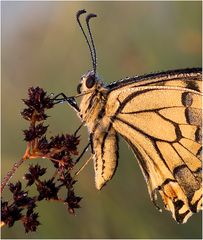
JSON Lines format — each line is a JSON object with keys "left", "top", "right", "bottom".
{"left": 107, "top": 68, "right": 202, "bottom": 92}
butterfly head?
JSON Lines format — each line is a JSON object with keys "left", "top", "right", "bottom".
{"left": 77, "top": 70, "right": 101, "bottom": 94}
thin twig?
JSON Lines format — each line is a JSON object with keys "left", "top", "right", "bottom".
{"left": 1, "top": 158, "right": 25, "bottom": 193}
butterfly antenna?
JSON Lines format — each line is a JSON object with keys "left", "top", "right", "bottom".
{"left": 76, "top": 10, "right": 95, "bottom": 73}
{"left": 86, "top": 13, "right": 97, "bottom": 74}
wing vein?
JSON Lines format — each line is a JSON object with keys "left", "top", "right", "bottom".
{"left": 115, "top": 117, "right": 174, "bottom": 178}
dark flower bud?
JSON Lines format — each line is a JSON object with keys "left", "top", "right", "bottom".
{"left": 23, "top": 124, "right": 48, "bottom": 142}
{"left": 23, "top": 212, "right": 40, "bottom": 233}
{"left": 37, "top": 137, "right": 49, "bottom": 153}
{"left": 23, "top": 87, "right": 53, "bottom": 111}
{"left": 21, "top": 87, "right": 54, "bottom": 122}
{"left": 1, "top": 201, "right": 23, "bottom": 227}
{"left": 9, "top": 181, "right": 22, "bottom": 194}
{"left": 24, "top": 164, "right": 46, "bottom": 186}
{"left": 37, "top": 179, "right": 59, "bottom": 201}
{"left": 21, "top": 108, "right": 35, "bottom": 121}
{"left": 65, "top": 191, "right": 82, "bottom": 214}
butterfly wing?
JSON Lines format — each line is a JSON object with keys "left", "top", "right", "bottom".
{"left": 108, "top": 68, "right": 202, "bottom": 92}
{"left": 105, "top": 68, "right": 202, "bottom": 223}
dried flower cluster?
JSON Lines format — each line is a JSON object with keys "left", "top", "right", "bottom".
{"left": 1, "top": 87, "right": 82, "bottom": 233}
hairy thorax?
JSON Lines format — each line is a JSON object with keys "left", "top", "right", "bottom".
{"left": 78, "top": 86, "right": 109, "bottom": 133}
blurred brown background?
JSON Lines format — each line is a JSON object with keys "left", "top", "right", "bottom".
{"left": 1, "top": 1, "right": 202, "bottom": 239}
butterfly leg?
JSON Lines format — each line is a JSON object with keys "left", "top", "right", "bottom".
{"left": 52, "top": 92, "right": 80, "bottom": 112}
{"left": 74, "top": 122, "right": 86, "bottom": 136}
{"left": 75, "top": 142, "right": 91, "bottom": 164}
{"left": 75, "top": 156, "right": 93, "bottom": 176}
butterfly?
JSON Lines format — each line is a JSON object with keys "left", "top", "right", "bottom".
{"left": 56, "top": 10, "right": 202, "bottom": 224}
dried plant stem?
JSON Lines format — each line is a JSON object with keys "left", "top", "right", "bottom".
{"left": 1, "top": 158, "right": 25, "bottom": 193}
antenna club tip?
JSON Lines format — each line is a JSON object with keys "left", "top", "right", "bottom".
{"left": 86, "top": 13, "right": 97, "bottom": 22}
{"left": 76, "top": 9, "right": 87, "bottom": 18}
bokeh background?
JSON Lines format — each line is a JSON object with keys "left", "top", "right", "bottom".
{"left": 1, "top": 1, "right": 202, "bottom": 239}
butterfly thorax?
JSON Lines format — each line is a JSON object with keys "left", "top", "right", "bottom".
{"left": 77, "top": 71, "right": 108, "bottom": 132}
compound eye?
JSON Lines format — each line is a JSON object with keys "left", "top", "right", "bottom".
{"left": 86, "top": 76, "right": 95, "bottom": 88}
{"left": 77, "top": 83, "right": 82, "bottom": 94}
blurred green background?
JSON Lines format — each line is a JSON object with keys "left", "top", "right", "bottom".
{"left": 1, "top": 1, "right": 202, "bottom": 239}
